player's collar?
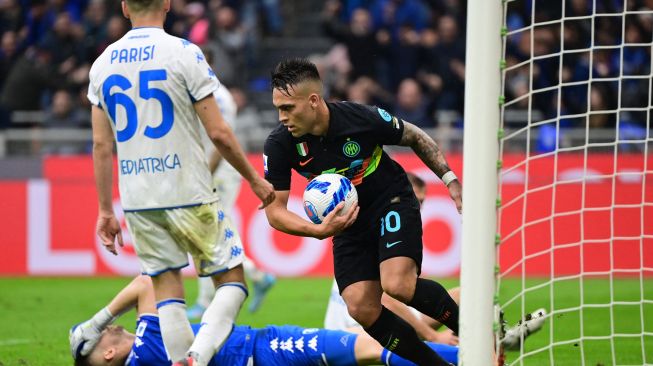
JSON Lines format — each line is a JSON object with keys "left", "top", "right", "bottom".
{"left": 130, "top": 26, "right": 164, "bottom": 31}
{"left": 322, "top": 102, "right": 336, "bottom": 140}
{"left": 124, "top": 350, "right": 135, "bottom": 365}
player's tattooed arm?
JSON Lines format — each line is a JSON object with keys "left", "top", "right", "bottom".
{"left": 399, "top": 121, "right": 451, "bottom": 178}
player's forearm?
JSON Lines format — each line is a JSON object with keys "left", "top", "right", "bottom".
{"left": 106, "top": 276, "right": 145, "bottom": 316}
{"left": 381, "top": 293, "right": 439, "bottom": 341}
{"left": 195, "top": 95, "right": 258, "bottom": 181}
{"left": 400, "top": 122, "right": 453, "bottom": 179}
{"left": 353, "top": 333, "right": 386, "bottom": 364}
{"left": 212, "top": 129, "right": 259, "bottom": 182}
{"left": 93, "top": 142, "right": 114, "bottom": 214}
{"left": 266, "top": 207, "right": 327, "bottom": 239}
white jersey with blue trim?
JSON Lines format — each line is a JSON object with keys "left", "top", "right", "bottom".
{"left": 88, "top": 27, "right": 220, "bottom": 211}
{"left": 202, "top": 86, "right": 240, "bottom": 181}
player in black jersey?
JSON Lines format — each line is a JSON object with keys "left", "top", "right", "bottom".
{"left": 263, "top": 58, "right": 462, "bottom": 366}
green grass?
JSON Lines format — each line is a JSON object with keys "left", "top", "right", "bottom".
{"left": 0, "top": 277, "right": 343, "bottom": 365}
{"left": 500, "top": 278, "right": 653, "bottom": 366}
{"left": 0, "top": 277, "right": 650, "bottom": 365}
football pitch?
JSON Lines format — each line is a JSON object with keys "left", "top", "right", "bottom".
{"left": 0, "top": 277, "right": 650, "bottom": 365}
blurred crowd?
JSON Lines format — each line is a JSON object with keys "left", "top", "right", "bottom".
{"left": 0, "top": 0, "right": 281, "bottom": 132}
{"left": 317, "top": 0, "right": 652, "bottom": 149}
{"left": 0, "top": 0, "right": 651, "bottom": 154}
{"left": 318, "top": 0, "right": 467, "bottom": 129}
{"left": 502, "top": 0, "right": 653, "bottom": 150}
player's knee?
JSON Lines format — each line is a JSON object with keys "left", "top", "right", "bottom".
{"left": 381, "top": 277, "right": 416, "bottom": 303}
{"left": 346, "top": 302, "right": 381, "bottom": 327}
{"left": 211, "top": 265, "right": 246, "bottom": 287}
{"left": 135, "top": 274, "right": 153, "bottom": 288}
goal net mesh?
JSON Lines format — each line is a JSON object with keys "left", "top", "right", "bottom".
{"left": 496, "top": 1, "right": 653, "bottom": 364}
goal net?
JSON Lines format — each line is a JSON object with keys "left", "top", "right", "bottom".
{"left": 494, "top": 1, "right": 653, "bottom": 365}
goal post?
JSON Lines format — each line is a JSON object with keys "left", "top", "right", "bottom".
{"left": 459, "top": 0, "right": 503, "bottom": 365}
{"left": 462, "top": 0, "right": 653, "bottom": 365}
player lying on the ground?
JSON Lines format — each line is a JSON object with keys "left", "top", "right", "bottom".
{"left": 326, "top": 278, "right": 547, "bottom": 352}
{"left": 70, "top": 275, "right": 458, "bottom": 366}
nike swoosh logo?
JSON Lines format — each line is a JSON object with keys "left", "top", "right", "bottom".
{"left": 299, "top": 157, "right": 314, "bottom": 166}
{"left": 386, "top": 241, "right": 402, "bottom": 248}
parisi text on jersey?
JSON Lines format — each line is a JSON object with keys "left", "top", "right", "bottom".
{"left": 110, "top": 44, "right": 155, "bottom": 64}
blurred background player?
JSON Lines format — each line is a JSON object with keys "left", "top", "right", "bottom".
{"left": 187, "top": 47, "right": 276, "bottom": 319}
{"left": 69, "top": 275, "right": 459, "bottom": 366}
{"left": 85, "top": 0, "right": 275, "bottom": 365}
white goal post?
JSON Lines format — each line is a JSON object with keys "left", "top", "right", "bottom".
{"left": 460, "top": 0, "right": 502, "bottom": 364}
{"left": 461, "top": 1, "right": 653, "bottom": 365}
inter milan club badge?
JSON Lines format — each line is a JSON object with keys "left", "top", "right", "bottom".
{"left": 296, "top": 142, "right": 308, "bottom": 156}
{"left": 342, "top": 139, "right": 360, "bottom": 158}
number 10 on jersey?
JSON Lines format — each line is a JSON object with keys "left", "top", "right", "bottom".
{"left": 380, "top": 211, "right": 401, "bottom": 236}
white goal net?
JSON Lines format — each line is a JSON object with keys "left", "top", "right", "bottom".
{"left": 494, "top": 1, "right": 653, "bottom": 365}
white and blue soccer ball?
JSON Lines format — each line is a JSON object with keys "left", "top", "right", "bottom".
{"left": 303, "top": 174, "right": 358, "bottom": 224}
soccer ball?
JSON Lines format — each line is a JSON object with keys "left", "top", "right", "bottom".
{"left": 303, "top": 174, "right": 358, "bottom": 224}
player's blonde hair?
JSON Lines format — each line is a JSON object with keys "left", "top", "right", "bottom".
{"left": 124, "top": 0, "right": 164, "bottom": 13}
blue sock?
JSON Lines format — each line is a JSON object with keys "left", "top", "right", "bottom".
{"left": 381, "top": 342, "right": 458, "bottom": 365}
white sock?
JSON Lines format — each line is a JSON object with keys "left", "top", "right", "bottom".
{"left": 196, "top": 277, "right": 216, "bottom": 308}
{"left": 157, "top": 299, "right": 194, "bottom": 361}
{"left": 243, "top": 256, "right": 265, "bottom": 283}
{"left": 188, "top": 283, "right": 247, "bottom": 365}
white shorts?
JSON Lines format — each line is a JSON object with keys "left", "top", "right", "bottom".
{"left": 324, "top": 280, "right": 360, "bottom": 330}
{"left": 125, "top": 202, "right": 244, "bottom": 277}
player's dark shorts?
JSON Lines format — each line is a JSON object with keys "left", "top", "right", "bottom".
{"left": 332, "top": 194, "right": 423, "bottom": 292}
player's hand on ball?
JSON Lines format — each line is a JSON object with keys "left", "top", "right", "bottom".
{"left": 69, "top": 320, "right": 103, "bottom": 358}
{"left": 96, "top": 214, "right": 123, "bottom": 255}
{"left": 251, "top": 177, "right": 275, "bottom": 209}
{"left": 319, "top": 201, "right": 359, "bottom": 238}
{"left": 448, "top": 180, "right": 462, "bottom": 214}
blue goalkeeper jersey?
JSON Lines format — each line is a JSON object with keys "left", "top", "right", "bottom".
{"left": 125, "top": 315, "right": 358, "bottom": 366}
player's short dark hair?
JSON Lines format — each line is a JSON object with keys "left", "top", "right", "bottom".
{"left": 124, "top": 0, "right": 164, "bottom": 13}
{"left": 406, "top": 172, "right": 426, "bottom": 190}
{"left": 271, "top": 58, "right": 321, "bottom": 96}
{"left": 74, "top": 354, "right": 91, "bottom": 366}
{"left": 72, "top": 342, "right": 127, "bottom": 366}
